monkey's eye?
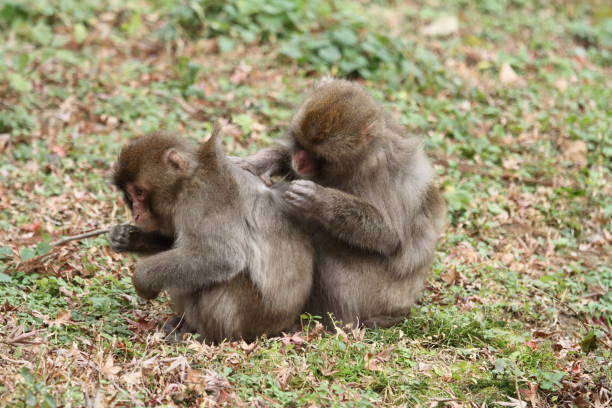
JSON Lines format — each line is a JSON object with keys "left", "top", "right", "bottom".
{"left": 133, "top": 187, "right": 145, "bottom": 199}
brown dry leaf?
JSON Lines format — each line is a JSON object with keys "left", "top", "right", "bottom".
{"left": 499, "top": 63, "right": 520, "bottom": 85}
{"left": 101, "top": 355, "right": 121, "bottom": 378}
{"left": 351, "top": 326, "right": 365, "bottom": 342}
{"left": 518, "top": 382, "right": 539, "bottom": 407}
{"left": 21, "top": 221, "right": 42, "bottom": 233}
{"left": 50, "top": 144, "right": 68, "bottom": 158}
{"left": 335, "top": 326, "right": 348, "bottom": 341}
{"left": 48, "top": 310, "right": 71, "bottom": 328}
{"left": 239, "top": 340, "right": 257, "bottom": 354}
{"left": 275, "top": 366, "right": 293, "bottom": 389}
{"left": 0, "top": 134, "right": 9, "bottom": 154}
{"left": 200, "top": 369, "right": 231, "bottom": 393}
{"left": 127, "top": 317, "right": 155, "bottom": 334}
{"left": 502, "top": 156, "right": 522, "bottom": 170}
{"left": 122, "top": 370, "right": 142, "bottom": 386}
{"left": 364, "top": 349, "right": 391, "bottom": 371}
{"left": 186, "top": 368, "right": 206, "bottom": 384}
{"left": 500, "top": 252, "right": 514, "bottom": 265}
{"left": 2, "top": 326, "right": 45, "bottom": 346}
{"left": 496, "top": 397, "right": 528, "bottom": 408}
{"left": 306, "top": 322, "right": 325, "bottom": 341}
{"left": 561, "top": 140, "right": 587, "bottom": 167}
{"left": 280, "top": 332, "right": 307, "bottom": 346}
{"left": 555, "top": 78, "right": 568, "bottom": 92}
{"left": 230, "top": 61, "right": 252, "bottom": 85}
{"left": 441, "top": 268, "right": 461, "bottom": 285}
{"left": 420, "top": 15, "right": 459, "bottom": 37}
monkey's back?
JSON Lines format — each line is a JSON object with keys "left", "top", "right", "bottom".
{"left": 306, "top": 133, "right": 445, "bottom": 327}
{"left": 170, "top": 168, "right": 314, "bottom": 342}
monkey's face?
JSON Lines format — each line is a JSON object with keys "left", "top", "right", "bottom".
{"left": 113, "top": 134, "right": 195, "bottom": 235}
{"left": 290, "top": 84, "right": 378, "bottom": 175}
{"left": 289, "top": 114, "right": 370, "bottom": 178}
{"left": 121, "top": 182, "right": 160, "bottom": 232}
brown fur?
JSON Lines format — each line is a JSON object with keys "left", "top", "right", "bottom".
{"left": 109, "top": 128, "right": 313, "bottom": 343}
{"left": 242, "top": 79, "right": 446, "bottom": 328}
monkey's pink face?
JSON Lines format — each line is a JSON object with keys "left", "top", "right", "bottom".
{"left": 125, "top": 183, "right": 157, "bottom": 231}
{"left": 292, "top": 149, "right": 317, "bottom": 178}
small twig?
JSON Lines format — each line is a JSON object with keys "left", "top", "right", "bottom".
{"left": 51, "top": 228, "right": 110, "bottom": 247}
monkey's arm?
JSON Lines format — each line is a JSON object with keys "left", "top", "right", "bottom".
{"left": 132, "top": 244, "right": 247, "bottom": 299}
{"left": 238, "top": 143, "right": 291, "bottom": 183}
{"left": 108, "top": 224, "right": 174, "bottom": 255}
{"left": 285, "top": 180, "right": 400, "bottom": 256}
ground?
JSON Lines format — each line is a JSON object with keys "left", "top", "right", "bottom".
{"left": 0, "top": 0, "right": 610, "bottom": 407}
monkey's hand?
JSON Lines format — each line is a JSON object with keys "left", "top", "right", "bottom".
{"left": 232, "top": 156, "right": 279, "bottom": 186}
{"left": 108, "top": 224, "right": 138, "bottom": 252}
{"left": 284, "top": 180, "right": 326, "bottom": 215}
{"left": 132, "top": 261, "right": 162, "bottom": 300}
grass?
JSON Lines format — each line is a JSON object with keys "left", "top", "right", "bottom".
{"left": 0, "top": 0, "right": 610, "bottom": 406}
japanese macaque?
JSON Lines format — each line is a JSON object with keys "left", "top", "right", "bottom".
{"left": 108, "top": 126, "right": 313, "bottom": 343}
{"left": 242, "top": 79, "right": 446, "bottom": 328}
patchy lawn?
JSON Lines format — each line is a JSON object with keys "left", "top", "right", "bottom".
{"left": 0, "top": 0, "right": 610, "bottom": 406}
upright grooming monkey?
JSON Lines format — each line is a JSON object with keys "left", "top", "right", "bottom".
{"left": 243, "top": 79, "right": 446, "bottom": 328}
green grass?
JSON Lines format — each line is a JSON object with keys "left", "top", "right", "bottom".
{"left": 0, "top": 0, "right": 610, "bottom": 406}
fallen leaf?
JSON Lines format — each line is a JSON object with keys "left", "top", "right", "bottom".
{"left": 101, "top": 355, "right": 121, "bottom": 378}
{"left": 48, "top": 310, "right": 71, "bottom": 327}
{"left": 0, "top": 134, "right": 9, "bottom": 154}
{"left": 127, "top": 317, "right": 155, "bottom": 334}
{"left": 561, "top": 140, "right": 587, "bottom": 167}
{"left": 555, "top": 78, "right": 568, "bottom": 92}
{"left": 499, "top": 63, "right": 520, "bottom": 85}
{"left": 502, "top": 156, "right": 522, "bottom": 170}
{"left": 421, "top": 15, "right": 459, "bottom": 37}
{"left": 280, "top": 332, "right": 307, "bottom": 346}
{"left": 2, "top": 326, "right": 45, "bottom": 346}
{"left": 441, "top": 268, "right": 460, "bottom": 285}
{"left": 21, "top": 221, "right": 42, "bottom": 233}
{"left": 496, "top": 397, "right": 528, "bottom": 408}
{"left": 365, "top": 349, "right": 391, "bottom": 371}
{"left": 122, "top": 370, "right": 142, "bottom": 385}
{"left": 239, "top": 340, "right": 257, "bottom": 354}
{"left": 50, "top": 144, "right": 67, "bottom": 157}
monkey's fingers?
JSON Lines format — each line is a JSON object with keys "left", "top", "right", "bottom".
{"left": 284, "top": 191, "right": 311, "bottom": 211}
{"left": 260, "top": 170, "right": 274, "bottom": 186}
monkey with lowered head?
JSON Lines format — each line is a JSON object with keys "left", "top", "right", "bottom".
{"left": 242, "top": 79, "right": 446, "bottom": 328}
{"left": 108, "top": 125, "right": 313, "bottom": 343}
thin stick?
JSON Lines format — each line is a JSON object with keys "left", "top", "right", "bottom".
{"left": 50, "top": 228, "right": 110, "bottom": 247}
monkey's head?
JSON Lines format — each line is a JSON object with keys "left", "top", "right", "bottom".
{"left": 113, "top": 133, "right": 198, "bottom": 234}
{"left": 289, "top": 79, "right": 383, "bottom": 178}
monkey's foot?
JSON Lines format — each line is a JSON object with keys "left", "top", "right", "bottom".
{"left": 163, "top": 315, "right": 194, "bottom": 343}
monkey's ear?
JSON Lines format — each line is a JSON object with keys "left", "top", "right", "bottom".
{"left": 164, "top": 148, "right": 191, "bottom": 171}
{"left": 361, "top": 120, "right": 380, "bottom": 144}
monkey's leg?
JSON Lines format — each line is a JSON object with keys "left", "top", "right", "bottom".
{"left": 163, "top": 315, "right": 195, "bottom": 343}
{"left": 133, "top": 245, "right": 246, "bottom": 299}
{"left": 108, "top": 224, "right": 174, "bottom": 255}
